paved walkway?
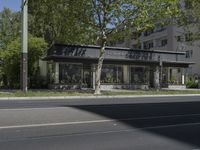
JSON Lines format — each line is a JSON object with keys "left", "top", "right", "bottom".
{"left": 0, "top": 94, "right": 200, "bottom": 101}
{"left": 0, "top": 88, "right": 200, "bottom": 100}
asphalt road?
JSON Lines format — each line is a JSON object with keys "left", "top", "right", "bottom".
{"left": 0, "top": 96, "right": 200, "bottom": 150}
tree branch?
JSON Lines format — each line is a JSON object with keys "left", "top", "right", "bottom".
{"left": 92, "top": 0, "right": 102, "bottom": 29}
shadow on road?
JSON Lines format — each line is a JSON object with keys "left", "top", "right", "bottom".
{"left": 66, "top": 101, "right": 200, "bottom": 147}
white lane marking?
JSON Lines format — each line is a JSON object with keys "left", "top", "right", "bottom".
{"left": 1, "top": 113, "right": 200, "bottom": 129}
{"left": 0, "top": 119, "right": 116, "bottom": 129}
{"left": 61, "top": 122, "right": 200, "bottom": 138}
{"left": 1, "top": 122, "right": 200, "bottom": 142}
{"left": 0, "top": 107, "right": 69, "bottom": 111}
{"left": 4, "top": 122, "right": 200, "bottom": 140}
{"left": 55, "top": 122, "right": 200, "bottom": 137}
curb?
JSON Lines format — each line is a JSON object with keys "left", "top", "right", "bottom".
{"left": 0, "top": 94, "right": 200, "bottom": 100}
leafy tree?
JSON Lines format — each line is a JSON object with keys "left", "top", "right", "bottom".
{"left": 177, "top": 0, "right": 200, "bottom": 42}
{"left": 0, "top": 8, "right": 21, "bottom": 50}
{"left": 0, "top": 36, "right": 47, "bottom": 88}
{"left": 0, "top": 39, "right": 20, "bottom": 88}
{"left": 0, "top": 1, "right": 180, "bottom": 92}
{"left": 78, "top": 0, "right": 179, "bottom": 94}
{"left": 28, "top": 0, "right": 96, "bottom": 45}
{"left": 189, "top": 1, "right": 200, "bottom": 40}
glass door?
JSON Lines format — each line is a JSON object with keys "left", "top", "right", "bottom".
{"left": 83, "top": 68, "right": 91, "bottom": 88}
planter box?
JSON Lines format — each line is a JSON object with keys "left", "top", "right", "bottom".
{"left": 49, "top": 83, "right": 149, "bottom": 90}
{"left": 168, "top": 85, "right": 186, "bottom": 90}
{"left": 49, "top": 84, "right": 81, "bottom": 90}
{"left": 100, "top": 84, "right": 149, "bottom": 90}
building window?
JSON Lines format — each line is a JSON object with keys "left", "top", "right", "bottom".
{"left": 143, "top": 41, "right": 154, "bottom": 49}
{"left": 186, "top": 50, "right": 193, "bottom": 58}
{"left": 101, "top": 65, "right": 123, "bottom": 84}
{"left": 130, "top": 66, "right": 149, "bottom": 84}
{"left": 177, "top": 36, "right": 182, "bottom": 42}
{"left": 185, "top": 33, "right": 193, "bottom": 42}
{"left": 148, "top": 42, "right": 154, "bottom": 49}
{"left": 161, "top": 39, "right": 168, "bottom": 46}
{"left": 185, "top": 0, "right": 193, "bottom": 9}
{"left": 144, "top": 29, "right": 154, "bottom": 36}
{"left": 143, "top": 42, "right": 147, "bottom": 49}
{"left": 59, "top": 64, "right": 82, "bottom": 84}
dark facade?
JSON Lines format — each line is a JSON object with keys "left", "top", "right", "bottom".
{"left": 43, "top": 44, "right": 193, "bottom": 90}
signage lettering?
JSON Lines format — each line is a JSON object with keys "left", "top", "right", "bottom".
{"left": 106, "top": 50, "right": 153, "bottom": 61}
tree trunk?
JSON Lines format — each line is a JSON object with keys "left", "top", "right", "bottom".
{"left": 94, "top": 36, "right": 107, "bottom": 95}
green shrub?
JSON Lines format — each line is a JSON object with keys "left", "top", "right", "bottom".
{"left": 186, "top": 79, "right": 198, "bottom": 88}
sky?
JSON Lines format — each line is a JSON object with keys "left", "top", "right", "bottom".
{"left": 0, "top": 0, "right": 21, "bottom": 12}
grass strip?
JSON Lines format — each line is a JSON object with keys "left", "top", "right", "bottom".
{"left": 0, "top": 90, "right": 200, "bottom": 97}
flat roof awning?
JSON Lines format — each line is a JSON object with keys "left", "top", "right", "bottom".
{"left": 43, "top": 44, "right": 194, "bottom": 68}
{"left": 162, "top": 61, "right": 194, "bottom": 68}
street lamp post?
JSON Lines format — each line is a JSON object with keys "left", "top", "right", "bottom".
{"left": 21, "top": 0, "right": 28, "bottom": 92}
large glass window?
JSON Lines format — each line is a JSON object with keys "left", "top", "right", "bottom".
{"left": 168, "top": 68, "right": 182, "bottom": 85}
{"left": 101, "top": 65, "right": 123, "bottom": 84}
{"left": 130, "top": 66, "right": 149, "bottom": 84}
{"left": 59, "top": 64, "right": 82, "bottom": 84}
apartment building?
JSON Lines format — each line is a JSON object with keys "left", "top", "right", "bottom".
{"left": 116, "top": 24, "right": 199, "bottom": 76}
{"left": 116, "top": 0, "right": 199, "bottom": 77}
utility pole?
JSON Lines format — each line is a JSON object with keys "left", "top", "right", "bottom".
{"left": 21, "top": 0, "right": 28, "bottom": 92}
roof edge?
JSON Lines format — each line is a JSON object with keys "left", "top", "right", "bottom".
{"left": 53, "top": 43, "right": 186, "bottom": 55}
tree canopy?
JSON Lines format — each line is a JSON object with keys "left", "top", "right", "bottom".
{"left": 28, "top": 0, "right": 96, "bottom": 45}
{"left": 177, "top": 0, "right": 200, "bottom": 42}
{"left": 0, "top": 1, "right": 180, "bottom": 90}
{"left": 0, "top": 36, "right": 47, "bottom": 88}
{"left": 0, "top": 8, "right": 21, "bottom": 50}
{"left": 76, "top": 0, "right": 179, "bottom": 94}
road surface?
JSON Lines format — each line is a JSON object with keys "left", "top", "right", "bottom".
{"left": 0, "top": 96, "right": 200, "bottom": 150}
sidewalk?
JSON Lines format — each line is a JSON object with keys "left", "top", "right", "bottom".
{"left": 162, "top": 88, "right": 200, "bottom": 91}
{"left": 1, "top": 94, "right": 200, "bottom": 101}
{"left": 1, "top": 88, "right": 200, "bottom": 101}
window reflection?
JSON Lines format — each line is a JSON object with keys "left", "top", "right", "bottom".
{"left": 130, "top": 66, "right": 149, "bottom": 84}
{"left": 101, "top": 65, "right": 123, "bottom": 84}
{"left": 59, "top": 64, "right": 82, "bottom": 84}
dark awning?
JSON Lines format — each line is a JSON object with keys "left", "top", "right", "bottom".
{"left": 43, "top": 44, "right": 194, "bottom": 68}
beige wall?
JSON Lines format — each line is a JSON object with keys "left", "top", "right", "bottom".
{"left": 39, "top": 60, "right": 47, "bottom": 77}
{"left": 123, "top": 65, "right": 129, "bottom": 83}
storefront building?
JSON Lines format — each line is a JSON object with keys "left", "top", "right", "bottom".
{"left": 43, "top": 44, "right": 193, "bottom": 90}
